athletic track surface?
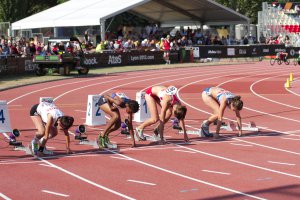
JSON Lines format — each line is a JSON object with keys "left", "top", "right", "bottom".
{"left": 1, "top": 61, "right": 300, "bottom": 200}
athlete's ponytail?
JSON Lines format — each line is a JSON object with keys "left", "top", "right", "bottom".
{"left": 231, "top": 96, "right": 243, "bottom": 111}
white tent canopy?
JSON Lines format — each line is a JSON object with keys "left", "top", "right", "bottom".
{"left": 12, "top": 0, "right": 149, "bottom": 29}
{"left": 12, "top": 0, "right": 249, "bottom": 30}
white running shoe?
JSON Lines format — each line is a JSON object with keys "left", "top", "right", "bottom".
{"left": 135, "top": 128, "right": 146, "bottom": 141}
{"left": 29, "top": 139, "right": 39, "bottom": 155}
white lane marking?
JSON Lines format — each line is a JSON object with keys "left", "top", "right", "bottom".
{"left": 7, "top": 68, "right": 163, "bottom": 104}
{"left": 285, "top": 130, "right": 300, "bottom": 134}
{"left": 233, "top": 138, "right": 300, "bottom": 156}
{"left": 250, "top": 73, "right": 300, "bottom": 110}
{"left": 41, "top": 190, "right": 69, "bottom": 197}
{"left": 127, "top": 180, "right": 156, "bottom": 186}
{"left": 38, "top": 158, "right": 135, "bottom": 200}
{"left": 0, "top": 193, "right": 12, "bottom": 200}
{"left": 106, "top": 149, "right": 266, "bottom": 200}
{"left": 230, "top": 143, "right": 253, "bottom": 147}
{"left": 0, "top": 161, "right": 42, "bottom": 165}
{"left": 45, "top": 146, "right": 55, "bottom": 149}
{"left": 202, "top": 170, "right": 231, "bottom": 175}
{"left": 139, "top": 65, "right": 268, "bottom": 92}
{"left": 177, "top": 143, "right": 300, "bottom": 179}
{"left": 111, "top": 156, "right": 132, "bottom": 160}
{"left": 174, "top": 149, "right": 197, "bottom": 154}
{"left": 268, "top": 161, "right": 296, "bottom": 166}
{"left": 39, "top": 163, "right": 54, "bottom": 168}
{"left": 54, "top": 67, "right": 206, "bottom": 101}
{"left": 281, "top": 137, "right": 300, "bottom": 141}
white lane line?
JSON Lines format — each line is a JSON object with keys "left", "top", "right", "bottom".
{"left": 127, "top": 180, "right": 156, "bottom": 186}
{"left": 111, "top": 156, "right": 132, "bottom": 160}
{"left": 106, "top": 149, "right": 266, "bottom": 200}
{"left": 281, "top": 137, "right": 300, "bottom": 141}
{"left": 202, "top": 170, "right": 231, "bottom": 175}
{"left": 233, "top": 138, "right": 300, "bottom": 156}
{"left": 0, "top": 193, "right": 12, "bottom": 200}
{"left": 39, "top": 163, "right": 54, "bottom": 168}
{"left": 38, "top": 158, "right": 135, "bottom": 200}
{"left": 177, "top": 143, "right": 300, "bottom": 179}
{"left": 41, "top": 190, "right": 69, "bottom": 197}
{"left": 230, "top": 143, "right": 253, "bottom": 147}
{"left": 268, "top": 161, "right": 296, "bottom": 166}
{"left": 0, "top": 161, "right": 42, "bottom": 165}
{"left": 45, "top": 146, "right": 55, "bottom": 149}
{"left": 285, "top": 130, "right": 300, "bottom": 134}
{"left": 174, "top": 149, "right": 197, "bottom": 154}
{"left": 250, "top": 73, "right": 300, "bottom": 110}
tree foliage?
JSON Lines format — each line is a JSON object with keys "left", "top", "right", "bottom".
{"left": 0, "top": 0, "right": 65, "bottom": 22}
{"left": 216, "top": 0, "right": 300, "bottom": 23}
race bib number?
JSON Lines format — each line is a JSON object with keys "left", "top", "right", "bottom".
{"left": 165, "top": 86, "right": 177, "bottom": 95}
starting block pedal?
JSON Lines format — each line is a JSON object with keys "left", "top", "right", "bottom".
{"left": 221, "top": 121, "right": 259, "bottom": 132}
{"left": 79, "top": 139, "right": 98, "bottom": 148}
{"left": 242, "top": 121, "right": 259, "bottom": 132}
{"left": 179, "top": 130, "right": 201, "bottom": 136}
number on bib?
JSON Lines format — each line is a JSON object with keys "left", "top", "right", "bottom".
{"left": 0, "top": 109, "right": 5, "bottom": 123}
{"left": 165, "top": 86, "right": 177, "bottom": 95}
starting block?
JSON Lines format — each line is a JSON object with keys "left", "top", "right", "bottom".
{"left": 73, "top": 125, "right": 98, "bottom": 148}
{"left": 221, "top": 121, "right": 259, "bottom": 132}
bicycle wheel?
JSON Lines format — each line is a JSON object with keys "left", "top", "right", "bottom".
{"left": 284, "top": 59, "right": 290, "bottom": 65}
{"left": 270, "top": 58, "right": 276, "bottom": 65}
{"left": 294, "top": 58, "right": 298, "bottom": 66}
{"left": 277, "top": 59, "right": 283, "bottom": 65}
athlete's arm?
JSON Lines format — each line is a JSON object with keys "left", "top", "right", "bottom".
{"left": 235, "top": 110, "right": 242, "bottom": 136}
{"left": 179, "top": 119, "right": 189, "bottom": 142}
{"left": 63, "top": 129, "right": 72, "bottom": 153}
{"left": 127, "top": 113, "right": 136, "bottom": 147}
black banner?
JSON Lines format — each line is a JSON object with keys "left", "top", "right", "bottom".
{"left": 195, "top": 45, "right": 289, "bottom": 58}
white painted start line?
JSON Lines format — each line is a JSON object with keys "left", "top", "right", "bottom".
{"left": 230, "top": 143, "right": 253, "bottom": 147}
{"left": 110, "top": 156, "right": 132, "bottom": 161}
{"left": 202, "top": 170, "right": 231, "bottom": 175}
{"left": 127, "top": 180, "right": 156, "bottom": 186}
{"left": 268, "top": 161, "right": 296, "bottom": 166}
{"left": 39, "top": 163, "right": 55, "bottom": 168}
{"left": 174, "top": 149, "right": 197, "bottom": 154}
{"left": 42, "top": 190, "right": 69, "bottom": 197}
{"left": 0, "top": 193, "right": 11, "bottom": 200}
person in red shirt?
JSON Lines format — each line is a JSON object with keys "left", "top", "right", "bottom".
{"left": 163, "top": 35, "right": 171, "bottom": 64}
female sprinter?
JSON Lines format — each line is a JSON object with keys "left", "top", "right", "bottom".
{"left": 29, "top": 101, "right": 74, "bottom": 155}
{"left": 201, "top": 87, "right": 243, "bottom": 137}
{"left": 135, "top": 86, "right": 189, "bottom": 144}
{"left": 97, "top": 92, "right": 139, "bottom": 148}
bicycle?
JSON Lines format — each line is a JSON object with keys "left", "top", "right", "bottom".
{"left": 293, "top": 57, "right": 300, "bottom": 66}
{"left": 270, "top": 56, "right": 290, "bottom": 66}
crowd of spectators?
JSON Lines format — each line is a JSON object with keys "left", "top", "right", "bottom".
{"left": 0, "top": 25, "right": 289, "bottom": 57}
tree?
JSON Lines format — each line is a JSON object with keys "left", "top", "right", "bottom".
{"left": 0, "top": 0, "right": 67, "bottom": 22}
{"left": 216, "top": 0, "right": 300, "bottom": 23}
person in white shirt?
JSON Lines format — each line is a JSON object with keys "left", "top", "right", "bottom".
{"left": 29, "top": 102, "right": 74, "bottom": 155}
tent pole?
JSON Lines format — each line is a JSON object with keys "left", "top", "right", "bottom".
{"left": 99, "top": 19, "right": 106, "bottom": 41}
{"left": 54, "top": 27, "right": 58, "bottom": 37}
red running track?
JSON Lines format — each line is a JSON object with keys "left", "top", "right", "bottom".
{"left": 1, "top": 61, "right": 300, "bottom": 200}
